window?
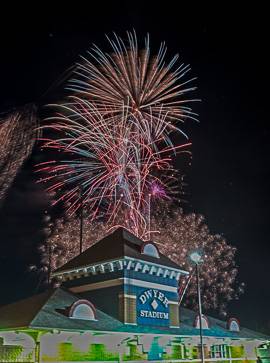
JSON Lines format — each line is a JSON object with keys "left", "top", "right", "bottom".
{"left": 141, "top": 243, "right": 159, "bottom": 258}
{"left": 211, "top": 345, "right": 227, "bottom": 358}
{"left": 69, "top": 300, "right": 96, "bottom": 321}
{"left": 194, "top": 314, "right": 209, "bottom": 329}
{"left": 227, "top": 318, "right": 240, "bottom": 332}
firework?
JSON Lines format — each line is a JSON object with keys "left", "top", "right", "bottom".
{"left": 0, "top": 104, "right": 38, "bottom": 204}
{"left": 69, "top": 31, "right": 197, "bottom": 145}
{"left": 151, "top": 205, "right": 244, "bottom": 314}
{"left": 38, "top": 32, "right": 195, "bottom": 233}
{"left": 39, "top": 205, "right": 243, "bottom": 314}
{"left": 37, "top": 99, "right": 190, "bottom": 236}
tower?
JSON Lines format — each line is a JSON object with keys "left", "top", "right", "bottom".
{"left": 52, "top": 227, "right": 189, "bottom": 328}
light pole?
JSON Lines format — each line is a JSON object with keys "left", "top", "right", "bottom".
{"left": 79, "top": 206, "right": 84, "bottom": 254}
{"left": 190, "top": 251, "right": 205, "bottom": 363}
{"left": 79, "top": 187, "right": 84, "bottom": 254}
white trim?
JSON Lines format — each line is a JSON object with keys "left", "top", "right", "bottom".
{"left": 126, "top": 260, "right": 133, "bottom": 270}
{"left": 108, "top": 262, "right": 114, "bottom": 272}
{"left": 52, "top": 258, "right": 124, "bottom": 277}
{"left": 52, "top": 256, "right": 189, "bottom": 280}
{"left": 123, "top": 322, "right": 137, "bottom": 326}
{"left": 21, "top": 326, "right": 263, "bottom": 341}
{"left": 134, "top": 262, "right": 142, "bottom": 271}
{"left": 99, "top": 264, "right": 105, "bottom": 273}
{"left": 117, "top": 260, "right": 124, "bottom": 270}
{"left": 69, "top": 317, "right": 98, "bottom": 322}
{"left": 168, "top": 300, "right": 179, "bottom": 305}
{"left": 123, "top": 278, "right": 177, "bottom": 292}
{"left": 119, "top": 294, "right": 136, "bottom": 299}
{"left": 69, "top": 277, "right": 178, "bottom": 293}
{"left": 89, "top": 266, "right": 96, "bottom": 274}
{"left": 142, "top": 264, "right": 150, "bottom": 273}
{"left": 125, "top": 256, "right": 189, "bottom": 275}
{"left": 176, "top": 272, "right": 181, "bottom": 280}
{"left": 164, "top": 269, "right": 170, "bottom": 278}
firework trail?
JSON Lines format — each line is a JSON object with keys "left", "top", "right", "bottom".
{"left": 35, "top": 33, "right": 244, "bottom": 315}
{"left": 37, "top": 99, "right": 190, "bottom": 237}
{"left": 0, "top": 104, "right": 38, "bottom": 204}
{"left": 38, "top": 32, "right": 195, "bottom": 236}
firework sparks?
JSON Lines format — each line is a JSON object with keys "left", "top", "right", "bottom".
{"left": 0, "top": 104, "right": 39, "bottom": 204}
{"left": 69, "top": 31, "right": 198, "bottom": 145}
{"left": 150, "top": 180, "right": 168, "bottom": 199}
{"left": 33, "top": 32, "right": 243, "bottom": 315}
{"left": 37, "top": 99, "right": 189, "bottom": 237}
{"left": 151, "top": 205, "right": 244, "bottom": 314}
{"left": 39, "top": 205, "right": 243, "bottom": 314}
{"left": 38, "top": 33, "right": 195, "bottom": 235}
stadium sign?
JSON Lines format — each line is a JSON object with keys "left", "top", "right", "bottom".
{"left": 137, "top": 289, "right": 169, "bottom": 326}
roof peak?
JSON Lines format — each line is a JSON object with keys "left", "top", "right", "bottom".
{"left": 53, "top": 227, "right": 182, "bottom": 275}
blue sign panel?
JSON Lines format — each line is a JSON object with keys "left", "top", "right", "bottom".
{"left": 137, "top": 288, "right": 169, "bottom": 327}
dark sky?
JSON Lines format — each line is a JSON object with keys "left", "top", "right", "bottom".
{"left": 0, "top": 4, "right": 269, "bottom": 332}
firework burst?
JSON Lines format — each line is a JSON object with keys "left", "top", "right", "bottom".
{"left": 0, "top": 104, "right": 38, "bottom": 204}
{"left": 151, "top": 205, "right": 244, "bottom": 314}
{"left": 69, "top": 31, "right": 198, "bottom": 145}
{"left": 39, "top": 205, "right": 243, "bottom": 314}
{"left": 37, "top": 98, "right": 190, "bottom": 237}
{"left": 38, "top": 32, "right": 195, "bottom": 235}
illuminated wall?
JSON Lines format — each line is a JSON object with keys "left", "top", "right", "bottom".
{"left": 0, "top": 332, "right": 35, "bottom": 362}
{"left": 0, "top": 330, "right": 269, "bottom": 362}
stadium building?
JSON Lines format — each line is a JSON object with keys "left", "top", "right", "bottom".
{"left": 0, "top": 227, "right": 269, "bottom": 362}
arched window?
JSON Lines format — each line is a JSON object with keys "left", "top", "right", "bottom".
{"left": 69, "top": 300, "right": 96, "bottom": 321}
{"left": 227, "top": 318, "right": 240, "bottom": 332}
{"left": 194, "top": 314, "right": 209, "bottom": 329}
{"left": 141, "top": 242, "right": 160, "bottom": 258}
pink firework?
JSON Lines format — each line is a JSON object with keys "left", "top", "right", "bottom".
{"left": 0, "top": 104, "right": 38, "bottom": 204}
{"left": 69, "top": 31, "right": 198, "bottom": 145}
{"left": 37, "top": 98, "right": 190, "bottom": 237}
{"left": 38, "top": 32, "right": 195, "bottom": 236}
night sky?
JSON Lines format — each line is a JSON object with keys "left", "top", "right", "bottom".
{"left": 0, "top": 4, "right": 269, "bottom": 332}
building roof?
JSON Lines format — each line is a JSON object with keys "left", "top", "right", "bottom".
{"left": 54, "top": 227, "right": 183, "bottom": 274}
{"left": 0, "top": 288, "right": 123, "bottom": 332}
{"left": 0, "top": 287, "right": 268, "bottom": 340}
{"left": 0, "top": 289, "right": 54, "bottom": 330}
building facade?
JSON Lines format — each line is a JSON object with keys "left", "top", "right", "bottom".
{"left": 0, "top": 227, "right": 269, "bottom": 362}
